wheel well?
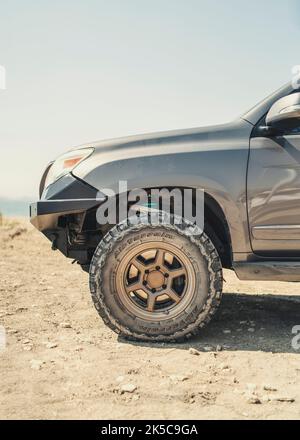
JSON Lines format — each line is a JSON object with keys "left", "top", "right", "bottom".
{"left": 67, "top": 187, "right": 232, "bottom": 269}
{"left": 203, "top": 193, "right": 232, "bottom": 268}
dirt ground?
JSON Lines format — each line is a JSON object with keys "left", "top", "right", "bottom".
{"left": 0, "top": 217, "right": 300, "bottom": 420}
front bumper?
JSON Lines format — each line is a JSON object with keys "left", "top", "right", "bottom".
{"left": 30, "top": 174, "right": 106, "bottom": 264}
{"left": 30, "top": 173, "right": 105, "bottom": 230}
{"left": 30, "top": 198, "right": 103, "bottom": 231}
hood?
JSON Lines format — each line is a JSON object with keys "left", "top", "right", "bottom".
{"left": 72, "top": 118, "right": 252, "bottom": 185}
{"left": 75, "top": 119, "right": 249, "bottom": 155}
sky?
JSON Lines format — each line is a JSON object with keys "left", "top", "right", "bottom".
{"left": 0, "top": 0, "right": 300, "bottom": 199}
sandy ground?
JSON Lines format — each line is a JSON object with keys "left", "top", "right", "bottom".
{"left": 0, "top": 217, "right": 300, "bottom": 420}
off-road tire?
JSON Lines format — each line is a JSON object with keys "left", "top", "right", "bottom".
{"left": 89, "top": 214, "right": 223, "bottom": 342}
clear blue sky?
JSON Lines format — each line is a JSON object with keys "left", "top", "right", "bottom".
{"left": 0, "top": 0, "right": 299, "bottom": 198}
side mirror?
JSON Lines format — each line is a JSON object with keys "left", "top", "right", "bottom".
{"left": 266, "top": 92, "right": 300, "bottom": 129}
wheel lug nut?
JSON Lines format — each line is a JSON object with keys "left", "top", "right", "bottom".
{"left": 162, "top": 284, "right": 167, "bottom": 289}
{"left": 142, "top": 281, "right": 147, "bottom": 286}
{"left": 145, "top": 269, "right": 150, "bottom": 274}
{"left": 151, "top": 288, "right": 156, "bottom": 293}
{"left": 155, "top": 266, "right": 160, "bottom": 270}
{"left": 165, "top": 273, "right": 169, "bottom": 278}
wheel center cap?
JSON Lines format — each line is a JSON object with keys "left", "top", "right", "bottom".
{"left": 147, "top": 270, "right": 165, "bottom": 289}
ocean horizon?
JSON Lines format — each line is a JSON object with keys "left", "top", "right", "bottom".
{"left": 0, "top": 198, "right": 33, "bottom": 217}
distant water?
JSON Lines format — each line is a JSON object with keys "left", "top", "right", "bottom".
{"left": 0, "top": 198, "right": 32, "bottom": 217}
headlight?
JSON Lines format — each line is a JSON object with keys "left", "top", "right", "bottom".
{"left": 44, "top": 147, "right": 94, "bottom": 189}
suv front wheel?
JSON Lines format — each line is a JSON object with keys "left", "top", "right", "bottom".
{"left": 89, "top": 215, "right": 223, "bottom": 342}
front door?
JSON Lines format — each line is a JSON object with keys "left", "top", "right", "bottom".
{"left": 247, "top": 118, "right": 300, "bottom": 257}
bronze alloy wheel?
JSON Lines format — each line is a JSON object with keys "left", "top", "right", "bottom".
{"left": 115, "top": 242, "right": 196, "bottom": 321}
{"left": 89, "top": 215, "right": 223, "bottom": 342}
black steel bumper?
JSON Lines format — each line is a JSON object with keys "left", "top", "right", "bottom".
{"left": 30, "top": 198, "right": 103, "bottom": 231}
{"left": 30, "top": 173, "right": 105, "bottom": 231}
{"left": 29, "top": 174, "right": 106, "bottom": 265}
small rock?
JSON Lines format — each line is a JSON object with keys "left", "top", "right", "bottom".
{"left": 169, "top": 374, "right": 189, "bottom": 382}
{"left": 184, "top": 392, "right": 196, "bottom": 404}
{"left": 247, "top": 395, "right": 261, "bottom": 404}
{"left": 223, "top": 330, "right": 231, "bottom": 334}
{"left": 263, "top": 385, "right": 277, "bottom": 392}
{"left": 30, "top": 359, "right": 44, "bottom": 370}
{"left": 23, "top": 345, "right": 33, "bottom": 351}
{"left": 127, "top": 368, "right": 139, "bottom": 375}
{"left": 189, "top": 348, "right": 200, "bottom": 356}
{"left": 216, "top": 345, "right": 223, "bottom": 352}
{"left": 46, "top": 342, "right": 57, "bottom": 349}
{"left": 9, "top": 227, "right": 27, "bottom": 239}
{"left": 120, "top": 383, "right": 137, "bottom": 394}
{"left": 203, "top": 346, "right": 213, "bottom": 352}
{"left": 219, "top": 363, "right": 230, "bottom": 370}
{"left": 59, "top": 322, "right": 72, "bottom": 328}
{"left": 15, "top": 307, "right": 27, "bottom": 313}
{"left": 248, "top": 328, "right": 255, "bottom": 333}
{"left": 2, "top": 311, "right": 14, "bottom": 317}
{"left": 22, "top": 339, "right": 31, "bottom": 345}
{"left": 273, "top": 396, "right": 295, "bottom": 403}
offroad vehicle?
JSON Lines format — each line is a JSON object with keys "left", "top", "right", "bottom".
{"left": 30, "top": 81, "right": 300, "bottom": 342}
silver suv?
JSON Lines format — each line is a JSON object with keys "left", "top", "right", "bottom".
{"left": 30, "top": 81, "right": 300, "bottom": 342}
